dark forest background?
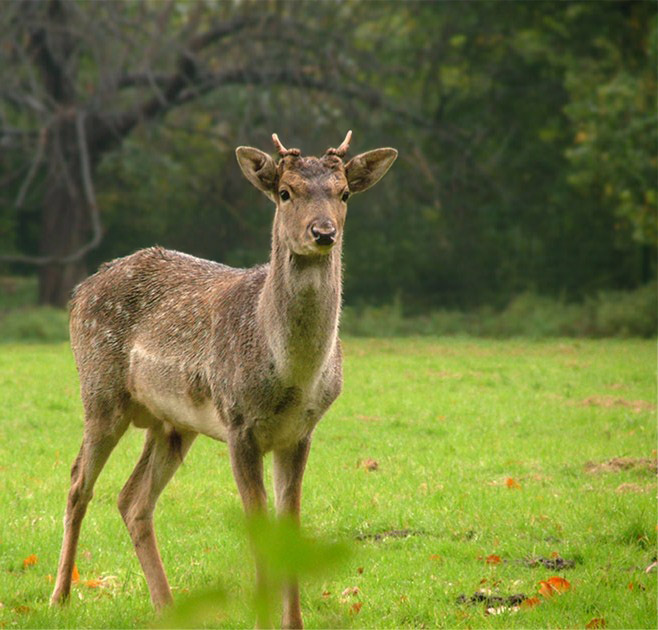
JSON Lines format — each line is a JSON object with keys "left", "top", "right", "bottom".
{"left": 0, "top": 0, "right": 656, "bottom": 335}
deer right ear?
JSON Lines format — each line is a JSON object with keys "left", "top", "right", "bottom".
{"left": 235, "top": 147, "right": 277, "bottom": 201}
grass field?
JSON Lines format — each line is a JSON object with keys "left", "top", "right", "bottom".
{"left": 0, "top": 338, "right": 655, "bottom": 629}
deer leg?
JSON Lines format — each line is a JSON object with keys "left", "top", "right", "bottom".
{"left": 51, "top": 427, "right": 126, "bottom": 605}
{"left": 272, "top": 437, "right": 311, "bottom": 630}
{"left": 118, "top": 425, "right": 196, "bottom": 611}
{"left": 228, "top": 428, "right": 270, "bottom": 628}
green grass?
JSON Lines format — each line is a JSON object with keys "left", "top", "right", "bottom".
{"left": 0, "top": 338, "right": 655, "bottom": 628}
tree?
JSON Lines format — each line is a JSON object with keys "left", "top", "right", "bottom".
{"left": 0, "top": 0, "right": 386, "bottom": 305}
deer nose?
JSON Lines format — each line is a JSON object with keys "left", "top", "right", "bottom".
{"left": 310, "top": 221, "right": 337, "bottom": 246}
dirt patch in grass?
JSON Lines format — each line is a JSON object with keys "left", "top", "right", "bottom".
{"left": 524, "top": 555, "right": 575, "bottom": 570}
{"left": 355, "top": 528, "right": 426, "bottom": 542}
{"left": 577, "top": 395, "right": 655, "bottom": 413}
{"left": 456, "top": 591, "right": 526, "bottom": 608}
{"left": 584, "top": 457, "right": 657, "bottom": 475}
{"left": 615, "top": 482, "right": 653, "bottom": 494}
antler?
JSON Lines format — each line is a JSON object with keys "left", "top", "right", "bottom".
{"left": 271, "top": 133, "right": 301, "bottom": 157}
{"left": 325, "top": 130, "right": 352, "bottom": 158}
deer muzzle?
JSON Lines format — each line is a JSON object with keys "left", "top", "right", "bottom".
{"left": 310, "top": 220, "right": 337, "bottom": 247}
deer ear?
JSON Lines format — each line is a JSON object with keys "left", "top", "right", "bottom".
{"left": 235, "top": 147, "right": 277, "bottom": 201}
{"left": 345, "top": 148, "right": 398, "bottom": 193}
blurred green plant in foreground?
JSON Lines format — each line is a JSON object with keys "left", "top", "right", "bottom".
{"left": 158, "top": 513, "right": 348, "bottom": 628}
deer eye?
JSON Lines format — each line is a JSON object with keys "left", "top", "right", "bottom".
{"left": 279, "top": 189, "right": 290, "bottom": 201}
{"left": 341, "top": 190, "right": 350, "bottom": 202}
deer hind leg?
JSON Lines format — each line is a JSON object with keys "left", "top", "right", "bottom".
{"left": 51, "top": 418, "right": 128, "bottom": 605}
{"left": 273, "top": 438, "right": 311, "bottom": 630}
{"left": 118, "top": 424, "right": 196, "bottom": 611}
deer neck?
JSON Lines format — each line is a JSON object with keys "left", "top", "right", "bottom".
{"left": 258, "top": 237, "right": 342, "bottom": 384}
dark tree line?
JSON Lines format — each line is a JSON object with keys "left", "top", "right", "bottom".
{"left": 1, "top": 1, "right": 655, "bottom": 310}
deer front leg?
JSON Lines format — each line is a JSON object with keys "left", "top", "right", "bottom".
{"left": 272, "top": 437, "right": 311, "bottom": 630}
{"left": 228, "top": 428, "right": 270, "bottom": 628}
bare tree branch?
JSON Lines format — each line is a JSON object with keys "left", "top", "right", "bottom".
{"left": 15, "top": 125, "right": 48, "bottom": 208}
{"left": 1, "top": 111, "right": 101, "bottom": 266}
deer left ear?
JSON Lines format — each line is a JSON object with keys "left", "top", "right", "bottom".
{"left": 345, "top": 148, "right": 398, "bottom": 193}
{"left": 235, "top": 147, "right": 278, "bottom": 202}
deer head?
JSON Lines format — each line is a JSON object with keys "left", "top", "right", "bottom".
{"left": 236, "top": 131, "right": 397, "bottom": 257}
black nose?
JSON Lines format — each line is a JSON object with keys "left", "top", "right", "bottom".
{"left": 311, "top": 222, "right": 337, "bottom": 246}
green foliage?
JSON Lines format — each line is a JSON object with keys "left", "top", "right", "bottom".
{"left": 341, "top": 284, "right": 657, "bottom": 338}
{"left": 0, "top": 276, "right": 38, "bottom": 310}
{"left": 0, "top": 339, "right": 655, "bottom": 628}
{"left": 0, "top": 307, "right": 69, "bottom": 343}
{"left": 562, "top": 9, "right": 657, "bottom": 245}
{"left": 1, "top": 2, "right": 656, "bottom": 310}
{"left": 1, "top": 273, "right": 653, "bottom": 342}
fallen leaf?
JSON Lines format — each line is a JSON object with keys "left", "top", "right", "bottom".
{"left": 350, "top": 602, "right": 363, "bottom": 614}
{"left": 550, "top": 551, "right": 559, "bottom": 558}
{"left": 586, "top": 618, "right": 606, "bottom": 629}
{"left": 13, "top": 605, "right": 30, "bottom": 614}
{"left": 84, "top": 579, "right": 103, "bottom": 589}
{"left": 72, "top": 564, "right": 80, "bottom": 583}
{"left": 22, "top": 554, "right": 38, "bottom": 568}
{"left": 486, "top": 554, "right": 502, "bottom": 565}
{"left": 520, "top": 596, "right": 541, "bottom": 609}
{"left": 321, "top": 591, "right": 331, "bottom": 599}
{"left": 361, "top": 458, "right": 379, "bottom": 471}
{"left": 341, "top": 586, "right": 360, "bottom": 597}
{"left": 547, "top": 576, "right": 571, "bottom": 593}
{"left": 45, "top": 574, "right": 54, "bottom": 583}
{"left": 539, "top": 576, "right": 571, "bottom": 597}
{"left": 429, "top": 554, "right": 441, "bottom": 561}
{"left": 357, "top": 566, "right": 364, "bottom": 575}
{"left": 505, "top": 477, "right": 521, "bottom": 489}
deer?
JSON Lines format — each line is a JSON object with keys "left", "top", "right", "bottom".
{"left": 50, "top": 131, "right": 397, "bottom": 628}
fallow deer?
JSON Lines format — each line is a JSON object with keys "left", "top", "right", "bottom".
{"left": 50, "top": 131, "right": 397, "bottom": 628}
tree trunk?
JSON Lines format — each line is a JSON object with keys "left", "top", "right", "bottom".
{"left": 37, "top": 118, "right": 90, "bottom": 308}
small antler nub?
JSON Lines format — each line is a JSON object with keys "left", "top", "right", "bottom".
{"left": 271, "top": 133, "right": 300, "bottom": 157}
{"left": 325, "top": 130, "right": 352, "bottom": 158}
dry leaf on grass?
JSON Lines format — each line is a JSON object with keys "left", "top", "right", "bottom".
{"left": 538, "top": 576, "right": 571, "bottom": 597}
{"left": 485, "top": 554, "right": 502, "bottom": 565}
{"left": 505, "top": 477, "right": 521, "bottom": 489}
{"left": 586, "top": 618, "right": 606, "bottom": 629}
{"left": 22, "top": 554, "right": 38, "bottom": 568}
{"left": 360, "top": 458, "right": 379, "bottom": 471}
{"left": 350, "top": 602, "right": 363, "bottom": 614}
{"left": 72, "top": 564, "right": 80, "bottom": 583}
{"left": 84, "top": 579, "right": 103, "bottom": 589}
{"left": 520, "top": 596, "right": 541, "bottom": 609}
